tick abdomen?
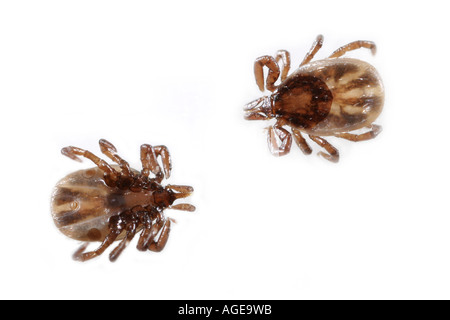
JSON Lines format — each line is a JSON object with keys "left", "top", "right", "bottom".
{"left": 286, "top": 58, "right": 384, "bottom": 135}
{"left": 51, "top": 167, "right": 154, "bottom": 241}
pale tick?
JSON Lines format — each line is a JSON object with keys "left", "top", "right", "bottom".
{"left": 51, "top": 139, "right": 195, "bottom": 262}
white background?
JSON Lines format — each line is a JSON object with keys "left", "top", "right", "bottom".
{"left": 1, "top": 0, "right": 449, "bottom": 300}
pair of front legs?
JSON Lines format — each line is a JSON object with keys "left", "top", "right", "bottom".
{"left": 268, "top": 123, "right": 382, "bottom": 162}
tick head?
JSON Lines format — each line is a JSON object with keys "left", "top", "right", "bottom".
{"left": 244, "top": 96, "right": 273, "bottom": 121}
{"left": 153, "top": 185, "right": 195, "bottom": 212}
{"left": 153, "top": 187, "right": 176, "bottom": 209}
{"left": 166, "top": 185, "right": 196, "bottom": 212}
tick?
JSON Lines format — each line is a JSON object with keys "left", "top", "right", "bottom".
{"left": 244, "top": 35, "right": 384, "bottom": 162}
{"left": 51, "top": 139, "right": 195, "bottom": 262}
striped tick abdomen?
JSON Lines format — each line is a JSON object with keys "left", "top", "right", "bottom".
{"left": 51, "top": 167, "right": 162, "bottom": 242}
{"left": 273, "top": 58, "right": 384, "bottom": 136}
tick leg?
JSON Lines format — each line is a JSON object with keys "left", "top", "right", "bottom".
{"left": 334, "top": 124, "right": 382, "bottom": 142}
{"left": 254, "top": 56, "right": 280, "bottom": 92}
{"left": 291, "top": 128, "right": 312, "bottom": 155}
{"left": 72, "top": 230, "right": 121, "bottom": 262}
{"left": 136, "top": 208, "right": 160, "bottom": 251}
{"left": 99, "top": 139, "right": 133, "bottom": 177}
{"left": 153, "top": 145, "right": 172, "bottom": 179}
{"left": 140, "top": 144, "right": 164, "bottom": 183}
{"left": 61, "top": 146, "right": 119, "bottom": 183}
{"left": 308, "top": 135, "right": 340, "bottom": 163}
{"left": 329, "top": 40, "right": 376, "bottom": 58}
{"left": 148, "top": 219, "right": 172, "bottom": 252}
{"left": 73, "top": 243, "right": 89, "bottom": 259}
{"left": 137, "top": 223, "right": 159, "bottom": 251}
{"left": 267, "top": 125, "right": 293, "bottom": 157}
{"left": 109, "top": 223, "right": 138, "bottom": 262}
{"left": 300, "top": 34, "right": 324, "bottom": 66}
{"left": 274, "top": 50, "right": 291, "bottom": 81}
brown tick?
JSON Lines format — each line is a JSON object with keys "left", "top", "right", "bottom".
{"left": 244, "top": 35, "right": 384, "bottom": 162}
{"left": 51, "top": 139, "right": 195, "bottom": 262}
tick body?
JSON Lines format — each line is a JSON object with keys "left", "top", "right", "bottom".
{"left": 244, "top": 35, "right": 384, "bottom": 162}
{"left": 51, "top": 139, "right": 195, "bottom": 262}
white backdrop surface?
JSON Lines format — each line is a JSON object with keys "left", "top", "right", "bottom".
{"left": 0, "top": 0, "right": 449, "bottom": 299}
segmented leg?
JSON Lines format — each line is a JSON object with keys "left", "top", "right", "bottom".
{"left": 329, "top": 40, "right": 376, "bottom": 58}
{"left": 109, "top": 222, "right": 138, "bottom": 262}
{"left": 73, "top": 229, "right": 121, "bottom": 262}
{"left": 308, "top": 135, "right": 340, "bottom": 163}
{"left": 72, "top": 243, "right": 89, "bottom": 259}
{"left": 140, "top": 144, "right": 164, "bottom": 183}
{"left": 62, "top": 146, "right": 119, "bottom": 183}
{"left": 148, "top": 219, "right": 172, "bottom": 252}
{"left": 136, "top": 208, "right": 160, "bottom": 251}
{"left": 153, "top": 145, "right": 172, "bottom": 178}
{"left": 291, "top": 128, "right": 312, "bottom": 155}
{"left": 137, "top": 223, "right": 159, "bottom": 251}
{"left": 99, "top": 139, "right": 133, "bottom": 177}
{"left": 274, "top": 50, "right": 291, "bottom": 81}
{"left": 334, "top": 124, "right": 382, "bottom": 142}
{"left": 300, "top": 34, "right": 324, "bottom": 66}
{"left": 254, "top": 56, "right": 280, "bottom": 92}
{"left": 140, "top": 144, "right": 172, "bottom": 181}
{"left": 267, "top": 125, "right": 292, "bottom": 157}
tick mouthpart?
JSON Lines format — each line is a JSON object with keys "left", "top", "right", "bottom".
{"left": 167, "top": 184, "right": 193, "bottom": 194}
{"left": 170, "top": 203, "right": 196, "bottom": 212}
{"left": 173, "top": 191, "right": 192, "bottom": 200}
{"left": 243, "top": 96, "right": 273, "bottom": 120}
{"left": 166, "top": 184, "right": 194, "bottom": 201}
{"left": 244, "top": 112, "right": 269, "bottom": 121}
{"left": 165, "top": 185, "right": 195, "bottom": 212}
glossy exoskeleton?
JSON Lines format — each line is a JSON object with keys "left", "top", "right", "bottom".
{"left": 51, "top": 139, "right": 195, "bottom": 262}
{"left": 244, "top": 35, "right": 384, "bottom": 162}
